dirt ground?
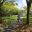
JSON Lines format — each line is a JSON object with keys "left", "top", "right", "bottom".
{"left": 13, "top": 24, "right": 32, "bottom": 32}
{"left": 0, "top": 24, "right": 32, "bottom": 32}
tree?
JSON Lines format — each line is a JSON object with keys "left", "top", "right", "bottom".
{"left": 0, "top": 0, "right": 18, "bottom": 24}
{"left": 1, "top": 2, "right": 19, "bottom": 15}
{"left": 26, "top": 0, "right": 31, "bottom": 25}
{"left": 0, "top": 0, "right": 5, "bottom": 24}
{"left": 0, "top": 0, "right": 5, "bottom": 7}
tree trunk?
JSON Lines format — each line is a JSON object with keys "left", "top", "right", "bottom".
{"left": 27, "top": 1, "right": 31, "bottom": 25}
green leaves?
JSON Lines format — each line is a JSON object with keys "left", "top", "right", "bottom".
{"left": 2, "top": 15, "right": 17, "bottom": 25}
{"left": 0, "top": 0, "right": 3, "bottom": 3}
{"left": 1, "top": 2, "right": 19, "bottom": 15}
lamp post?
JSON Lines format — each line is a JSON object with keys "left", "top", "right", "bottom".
{"left": 26, "top": 0, "right": 31, "bottom": 25}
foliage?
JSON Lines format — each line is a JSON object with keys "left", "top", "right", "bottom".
{"left": 0, "top": 0, "right": 18, "bottom": 24}
{"left": 0, "top": 0, "right": 3, "bottom": 3}
{"left": 0, "top": 0, "right": 32, "bottom": 26}
{"left": 2, "top": 15, "right": 18, "bottom": 25}
{"left": 1, "top": 2, "right": 19, "bottom": 15}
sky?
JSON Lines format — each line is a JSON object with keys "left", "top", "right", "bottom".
{"left": 16, "top": 0, "right": 27, "bottom": 9}
{"left": 6, "top": 0, "right": 27, "bottom": 9}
